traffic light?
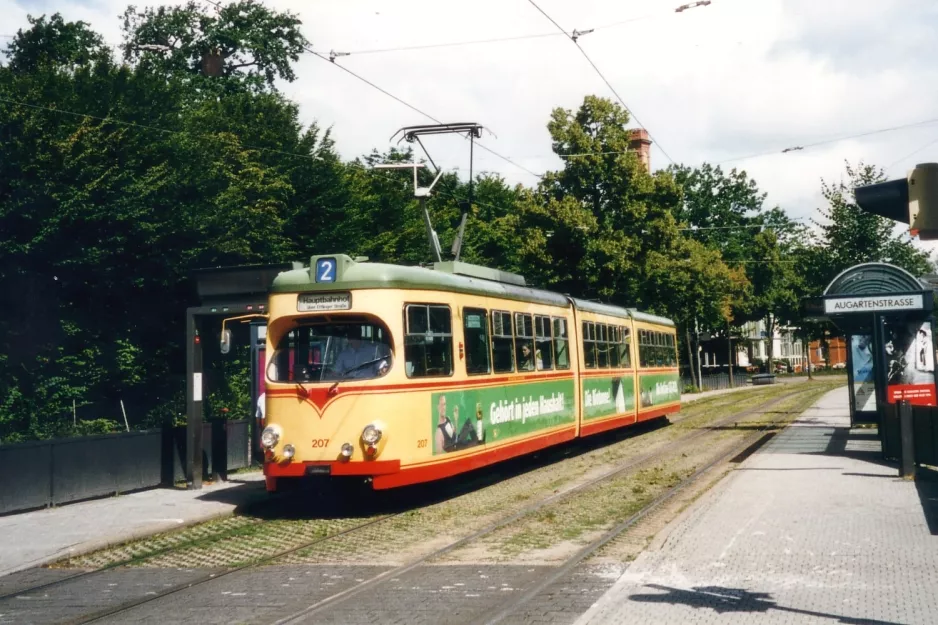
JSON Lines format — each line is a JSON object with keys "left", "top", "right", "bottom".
{"left": 855, "top": 162, "right": 938, "bottom": 240}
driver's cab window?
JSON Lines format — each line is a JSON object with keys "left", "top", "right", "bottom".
{"left": 267, "top": 320, "right": 392, "bottom": 383}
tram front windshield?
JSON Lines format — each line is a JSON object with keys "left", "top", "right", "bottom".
{"left": 267, "top": 321, "right": 393, "bottom": 383}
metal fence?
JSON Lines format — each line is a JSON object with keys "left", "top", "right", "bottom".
{"left": 0, "top": 419, "right": 251, "bottom": 516}
{"left": 682, "top": 372, "right": 750, "bottom": 392}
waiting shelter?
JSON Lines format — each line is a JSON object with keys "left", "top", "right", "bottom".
{"left": 185, "top": 263, "right": 298, "bottom": 489}
{"left": 802, "top": 262, "right": 938, "bottom": 431}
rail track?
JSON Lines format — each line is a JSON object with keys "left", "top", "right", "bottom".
{"left": 0, "top": 382, "right": 830, "bottom": 625}
{"left": 476, "top": 410, "right": 789, "bottom": 624}
{"left": 262, "top": 384, "right": 821, "bottom": 625}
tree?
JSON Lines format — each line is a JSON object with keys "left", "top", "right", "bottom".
{"left": 0, "top": 7, "right": 328, "bottom": 441}
{"left": 669, "top": 163, "right": 771, "bottom": 260}
{"left": 5, "top": 13, "right": 110, "bottom": 73}
{"left": 814, "top": 161, "right": 934, "bottom": 280}
{"left": 120, "top": 0, "right": 307, "bottom": 91}
{"left": 537, "top": 95, "right": 691, "bottom": 306}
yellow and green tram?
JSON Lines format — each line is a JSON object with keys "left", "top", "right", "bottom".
{"left": 260, "top": 254, "right": 680, "bottom": 492}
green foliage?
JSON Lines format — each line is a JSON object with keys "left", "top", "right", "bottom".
{"left": 6, "top": 13, "right": 110, "bottom": 73}
{"left": 1, "top": 7, "right": 934, "bottom": 443}
{"left": 120, "top": 0, "right": 307, "bottom": 90}
{"left": 206, "top": 346, "right": 252, "bottom": 421}
{"left": 813, "top": 160, "right": 933, "bottom": 281}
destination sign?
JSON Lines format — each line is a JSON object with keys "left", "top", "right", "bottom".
{"left": 823, "top": 294, "right": 923, "bottom": 314}
{"left": 297, "top": 292, "right": 351, "bottom": 312}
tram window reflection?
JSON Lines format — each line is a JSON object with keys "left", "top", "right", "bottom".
{"left": 597, "top": 324, "right": 609, "bottom": 368}
{"left": 619, "top": 326, "right": 632, "bottom": 368}
{"left": 491, "top": 310, "right": 514, "bottom": 373}
{"left": 267, "top": 321, "right": 392, "bottom": 383}
{"left": 534, "top": 315, "right": 553, "bottom": 370}
{"left": 404, "top": 304, "right": 453, "bottom": 378}
{"left": 553, "top": 317, "right": 570, "bottom": 370}
{"left": 638, "top": 330, "right": 648, "bottom": 367}
{"left": 606, "top": 326, "right": 619, "bottom": 369}
{"left": 464, "top": 308, "right": 491, "bottom": 375}
{"left": 583, "top": 322, "right": 597, "bottom": 369}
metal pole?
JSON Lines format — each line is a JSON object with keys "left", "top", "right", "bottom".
{"left": 421, "top": 196, "right": 442, "bottom": 262}
{"left": 186, "top": 308, "right": 204, "bottom": 490}
{"left": 695, "top": 318, "right": 703, "bottom": 392}
{"left": 451, "top": 135, "right": 473, "bottom": 261}
{"left": 685, "top": 327, "right": 698, "bottom": 390}
{"left": 899, "top": 400, "right": 915, "bottom": 479}
{"left": 727, "top": 320, "right": 734, "bottom": 388}
{"left": 805, "top": 332, "right": 813, "bottom": 379}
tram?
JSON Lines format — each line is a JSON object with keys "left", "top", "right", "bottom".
{"left": 259, "top": 254, "right": 680, "bottom": 492}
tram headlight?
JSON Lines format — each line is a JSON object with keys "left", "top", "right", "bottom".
{"left": 361, "top": 424, "right": 382, "bottom": 445}
{"left": 340, "top": 443, "right": 354, "bottom": 458}
{"left": 261, "top": 425, "right": 281, "bottom": 449}
{"left": 282, "top": 444, "right": 295, "bottom": 460}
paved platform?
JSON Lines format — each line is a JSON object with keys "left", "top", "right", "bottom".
{"left": 0, "top": 472, "right": 265, "bottom": 577}
{"left": 576, "top": 386, "right": 938, "bottom": 625}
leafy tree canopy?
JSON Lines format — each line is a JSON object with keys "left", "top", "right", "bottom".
{"left": 120, "top": 0, "right": 307, "bottom": 91}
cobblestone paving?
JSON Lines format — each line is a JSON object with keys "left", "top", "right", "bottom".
{"left": 0, "top": 563, "right": 625, "bottom": 625}
{"left": 575, "top": 387, "right": 938, "bottom": 625}
{"left": 260, "top": 564, "right": 625, "bottom": 625}
{"left": 0, "top": 568, "right": 221, "bottom": 625}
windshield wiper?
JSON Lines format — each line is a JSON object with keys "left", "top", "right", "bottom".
{"left": 328, "top": 357, "right": 390, "bottom": 394}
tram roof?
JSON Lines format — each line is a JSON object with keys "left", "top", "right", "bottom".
{"left": 272, "top": 257, "right": 570, "bottom": 306}
{"left": 271, "top": 255, "right": 674, "bottom": 327}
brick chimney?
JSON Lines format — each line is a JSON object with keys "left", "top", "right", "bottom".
{"left": 627, "top": 128, "right": 652, "bottom": 172}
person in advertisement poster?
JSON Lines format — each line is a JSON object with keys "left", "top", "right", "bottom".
{"left": 885, "top": 321, "right": 936, "bottom": 405}
{"left": 850, "top": 335, "right": 876, "bottom": 412}
{"left": 434, "top": 394, "right": 484, "bottom": 454}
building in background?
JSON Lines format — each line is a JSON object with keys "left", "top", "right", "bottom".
{"left": 696, "top": 318, "right": 807, "bottom": 373}
{"left": 627, "top": 129, "right": 651, "bottom": 172}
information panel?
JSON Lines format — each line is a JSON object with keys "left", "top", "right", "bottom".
{"left": 884, "top": 320, "right": 937, "bottom": 406}
{"left": 850, "top": 335, "right": 877, "bottom": 412}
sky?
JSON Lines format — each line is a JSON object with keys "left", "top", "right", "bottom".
{"left": 5, "top": 0, "right": 938, "bottom": 252}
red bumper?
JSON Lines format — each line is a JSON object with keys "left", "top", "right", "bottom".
{"left": 263, "top": 459, "right": 401, "bottom": 478}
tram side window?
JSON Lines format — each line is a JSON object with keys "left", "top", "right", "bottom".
{"left": 660, "top": 333, "right": 668, "bottom": 366}
{"left": 404, "top": 304, "right": 453, "bottom": 378}
{"left": 619, "top": 326, "right": 632, "bottom": 368}
{"left": 535, "top": 315, "right": 554, "bottom": 370}
{"left": 583, "top": 322, "right": 597, "bottom": 369}
{"left": 656, "top": 332, "right": 666, "bottom": 367}
{"left": 667, "top": 333, "right": 677, "bottom": 366}
{"left": 515, "top": 313, "right": 536, "bottom": 371}
{"left": 638, "top": 330, "right": 649, "bottom": 368}
{"left": 606, "top": 326, "right": 619, "bottom": 369}
{"left": 597, "top": 324, "right": 609, "bottom": 368}
{"left": 464, "top": 308, "right": 490, "bottom": 375}
{"left": 553, "top": 317, "right": 570, "bottom": 369}
{"left": 492, "top": 310, "right": 514, "bottom": 373}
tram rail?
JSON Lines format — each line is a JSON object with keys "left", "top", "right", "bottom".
{"left": 266, "top": 384, "right": 819, "bottom": 625}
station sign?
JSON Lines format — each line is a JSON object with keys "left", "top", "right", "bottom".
{"left": 297, "top": 292, "right": 352, "bottom": 312}
{"left": 823, "top": 294, "right": 924, "bottom": 314}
